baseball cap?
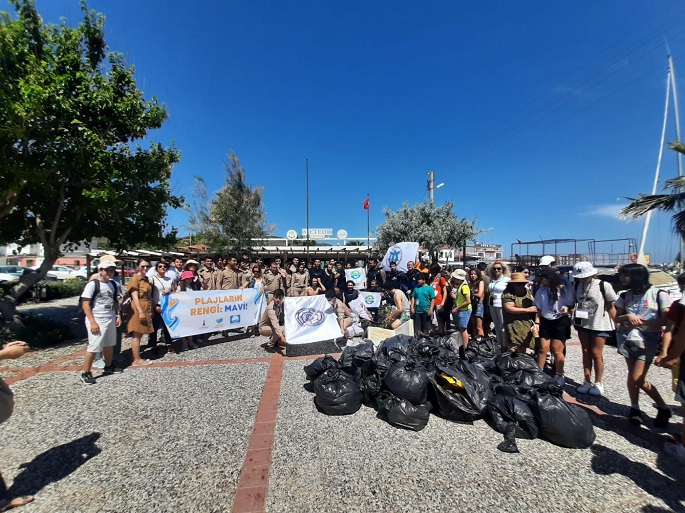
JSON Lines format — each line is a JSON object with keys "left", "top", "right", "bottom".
{"left": 539, "top": 255, "right": 556, "bottom": 266}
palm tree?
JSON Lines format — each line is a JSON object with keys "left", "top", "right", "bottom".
{"left": 620, "top": 142, "right": 685, "bottom": 236}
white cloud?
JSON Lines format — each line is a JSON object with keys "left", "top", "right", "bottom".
{"left": 582, "top": 204, "right": 628, "bottom": 219}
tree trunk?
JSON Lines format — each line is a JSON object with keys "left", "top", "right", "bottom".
{"left": 0, "top": 245, "right": 60, "bottom": 325}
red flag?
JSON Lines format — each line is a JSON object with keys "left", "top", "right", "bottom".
{"left": 363, "top": 198, "right": 370, "bottom": 210}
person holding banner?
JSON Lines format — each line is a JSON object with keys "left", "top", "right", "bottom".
{"left": 259, "top": 289, "right": 286, "bottom": 349}
{"left": 381, "top": 281, "right": 411, "bottom": 329}
{"left": 217, "top": 256, "right": 240, "bottom": 290}
{"left": 325, "top": 289, "right": 354, "bottom": 333}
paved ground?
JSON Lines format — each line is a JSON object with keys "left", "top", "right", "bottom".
{"left": 1, "top": 298, "right": 684, "bottom": 512}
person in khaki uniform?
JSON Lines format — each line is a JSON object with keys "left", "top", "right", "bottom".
{"left": 259, "top": 289, "right": 286, "bottom": 348}
{"left": 289, "top": 262, "right": 309, "bottom": 297}
{"left": 199, "top": 256, "right": 219, "bottom": 290}
{"left": 325, "top": 289, "right": 353, "bottom": 333}
{"left": 263, "top": 260, "right": 288, "bottom": 303}
{"left": 217, "top": 256, "right": 240, "bottom": 290}
{"left": 238, "top": 259, "right": 252, "bottom": 288}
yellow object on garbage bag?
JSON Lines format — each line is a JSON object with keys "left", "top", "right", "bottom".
{"left": 672, "top": 361, "right": 680, "bottom": 393}
{"left": 437, "top": 372, "right": 464, "bottom": 392}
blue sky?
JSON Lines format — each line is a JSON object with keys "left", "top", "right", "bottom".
{"left": 10, "top": 0, "right": 685, "bottom": 262}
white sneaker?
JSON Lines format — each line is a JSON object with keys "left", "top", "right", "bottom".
{"left": 555, "top": 374, "right": 565, "bottom": 387}
{"left": 589, "top": 382, "right": 604, "bottom": 396}
{"left": 92, "top": 358, "right": 105, "bottom": 369}
{"left": 577, "top": 380, "right": 593, "bottom": 394}
{"left": 663, "top": 441, "right": 685, "bottom": 463}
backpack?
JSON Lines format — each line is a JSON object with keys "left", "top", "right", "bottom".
{"left": 78, "top": 280, "right": 119, "bottom": 317}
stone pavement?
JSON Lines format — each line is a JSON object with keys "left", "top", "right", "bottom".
{"left": 1, "top": 322, "right": 684, "bottom": 512}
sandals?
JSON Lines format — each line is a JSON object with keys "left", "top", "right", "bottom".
{"left": 0, "top": 496, "right": 34, "bottom": 511}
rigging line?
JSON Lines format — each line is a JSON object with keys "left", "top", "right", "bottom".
{"left": 448, "top": 13, "right": 685, "bottom": 169}
{"left": 454, "top": 61, "right": 666, "bottom": 172}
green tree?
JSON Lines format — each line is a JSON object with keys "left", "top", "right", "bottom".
{"left": 189, "top": 151, "right": 271, "bottom": 254}
{"left": 376, "top": 201, "right": 483, "bottom": 262}
{"left": 620, "top": 143, "right": 685, "bottom": 240}
{"left": 0, "top": 0, "right": 181, "bottom": 319}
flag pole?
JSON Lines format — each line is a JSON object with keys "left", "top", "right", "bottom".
{"left": 366, "top": 194, "right": 370, "bottom": 259}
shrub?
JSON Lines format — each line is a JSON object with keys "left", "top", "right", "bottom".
{"left": 0, "top": 279, "right": 84, "bottom": 303}
{"left": 0, "top": 314, "right": 74, "bottom": 348}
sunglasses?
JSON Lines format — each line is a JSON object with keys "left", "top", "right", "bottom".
{"left": 140, "top": 265, "right": 150, "bottom": 269}
{"left": 157, "top": 265, "right": 167, "bottom": 269}
{"left": 493, "top": 268, "right": 503, "bottom": 271}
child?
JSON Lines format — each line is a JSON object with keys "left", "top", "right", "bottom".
{"left": 410, "top": 273, "right": 436, "bottom": 335}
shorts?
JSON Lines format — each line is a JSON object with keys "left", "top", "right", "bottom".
{"left": 413, "top": 312, "right": 431, "bottom": 333}
{"left": 574, "top": 326, "right": 613, "bottom": 339}
{"left": 455, "top": 309, "right": 472, "bottom": 330}
{"left": 474, "top": 301, "right": 484, "bottom": 318}
{"left": 539, "top": 316, "right": 571, "bottom": 341}
{"left": 616, "top": 330, "right": 660, "bottom": 362}
{"left": 85, "top": 316, "right": 117, "bottom": 353}
{"left": 437, "top": 305, "right": 451, "bottom": 322}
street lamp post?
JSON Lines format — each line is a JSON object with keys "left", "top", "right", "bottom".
{"left": 427, "top": 171, "right": 444, "bottom": 205}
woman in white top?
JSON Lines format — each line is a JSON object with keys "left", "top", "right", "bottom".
{"left": 487, "top": 261, "right": 511, "bottom": 349}
{"left": 243, "top": 264, "right": 266, "bottom": 336}
{"left": 571, "top": 262, "right": 617, "bottom": 396}
{"left": 150, "top": 262, "right": 176, "bottom": 351}
{"left": 534, "top": 268, "right": 576, "bottom": 385}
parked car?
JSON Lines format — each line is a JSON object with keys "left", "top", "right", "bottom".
{"left": 0, "top": 266, "right": 30, "bottom": 279}
{"left": 32, "top": 265, "right": 86, "bottom": 281}
{"left": 0, "top": 272, "right": 18, "bottom": 283}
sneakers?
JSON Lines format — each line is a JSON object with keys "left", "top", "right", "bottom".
{"left": 654, "top": 407, "right": 672, "bottom": 429}
{"left": 628, "top": 407, "right": 643, "bottom": 426}
{"left": 102, "top": 365, "right": 123, "bottom": 374}
{"left": 577, "top": 380, "right": 593, "bottom": 394}
{"left": 80, "top": 371, "right": 96, "bottom": 385}
{"left": 663, "top": 441, "right": 685, "bottom": 463}
{"left": 554, "top": 373, "right": 565, "bottom": 387}
{"left": 589, "top": 382, "right": 604, "bottom": 396}
{"left": 92, "top": 358, "right": 105, "bottom": 369}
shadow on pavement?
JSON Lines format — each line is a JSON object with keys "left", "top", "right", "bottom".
{"left": 8, "top": 432, "right": 101, "bottom": 497}
{"left": 591, "top": 445, "right": 685, "bottom": 511}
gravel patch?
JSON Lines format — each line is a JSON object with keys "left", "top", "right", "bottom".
{"left": 0, "top": 341, "right": 83, "bottom": 369}
{"left": 0, "top": 370, "right": 20, "bottom": 380}
{"left": 0, "top": 362, "right": 268, "bottom": 513}
{"left": 268, "top": 352, "right": 684, "bottom": 513}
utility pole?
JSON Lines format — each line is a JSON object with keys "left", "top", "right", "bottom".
{"left": 426, "top": 171, "right": 444, "bottom": 205}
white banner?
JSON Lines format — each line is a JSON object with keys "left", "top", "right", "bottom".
{"left": 284, "top": 295, "right": 342, "bottom": 345}
{"left": 381, "top": 242, "right": 420, "bottom": 272}
{"left": 356, "top": 291, "right": 381, "bottom": 308}
{"left": 160, "top": 288, "right": 265, "bottom": 338}
{"left": 345, "top": 268, "right": 367, "bottom": 290}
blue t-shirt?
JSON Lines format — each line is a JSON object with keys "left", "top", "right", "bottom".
{"left": 412, "top": 285, "right": 437, "bottom": 314}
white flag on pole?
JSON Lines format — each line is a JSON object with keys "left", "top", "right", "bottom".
{"left": 284, "top": 295, "right": 342, "bottom": 345}
{"left": 381, "top": 242, "right": 420, "bottom": 272}
{"left": 345, "top": 268, "right": 367, "bottom": 289}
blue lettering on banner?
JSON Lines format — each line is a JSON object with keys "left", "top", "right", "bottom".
{"left": 230, "top": 315, "right": 241, "bottom": 324}
{"left": 224, "top": 303, "right": 248, "bottom": 312}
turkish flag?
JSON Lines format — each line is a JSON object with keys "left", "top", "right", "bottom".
{"left": 363, "top": 198, "right": 370, "bottom": 210}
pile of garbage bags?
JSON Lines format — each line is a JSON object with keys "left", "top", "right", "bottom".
{"left": 303, "top": 334, "right": 596, "bottom": 453}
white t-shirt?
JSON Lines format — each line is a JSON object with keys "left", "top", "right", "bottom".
{"left": 150, "top": 274, "right": 174, "bottom": 305}
{"left": 488, "top": 276, "right": 510, "bottom": 308}
{"left": 574, "top": 278, "right": 618, "bottom": 331}
{"left": 614, "top": 287, "right": 672, "bottom": 333}
{"left": 534, "top": 284, "right": 576, "bottom": 320}
{"left": 81, "top": 280, "right": 118, "bottom": 319}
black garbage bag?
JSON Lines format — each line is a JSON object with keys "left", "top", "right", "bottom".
{"left": 470, "top": 356, "right": 499, "bottom": 375}
{"left": 373, "top": 346, "right": 408, "bottom": 378}
{"left": 377, "top": 334, "right": 415, "bottom": 354}
{"left": 496, "top": 352, "right": 540, "bottom": 377}
{"left": 428, "top": 360, "right": 493, "bottom": 423}
{"left": 436, "top": 333, "right": 464, "bottom": 352}
{"left": 503, "top": 367, "right": 555, "bottom": 386}
{"left": 527, "top": 383, "right": 596, "bottom": 449}
{"left": 487, "top": 394, "right": 539, "bottom": 441}
{"left": 465, "top": 336, "right": 501, "bottom": 361}
{"left": 360, "top": 359, "right": 384, "bottom": 404}
{"left": 338, "top": 340, "right": 375, "bottom": 368}
{"left": 304, "top": 355, "right": 339, "bottom": 381}
{"left": 314, "top": 368, "right": 363, "bottom": 416}
{"left": 411, "top": 340, "right": 443, "bottom": 371}
{"left": 385, "top": 360, "right": 430, "bottom": 405}
{"left": 376, "top": 391, "right": 432, "bottom": 431}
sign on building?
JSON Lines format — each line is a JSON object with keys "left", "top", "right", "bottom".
{"left": 301, "top": 228, "right": 333, "bottom": 239}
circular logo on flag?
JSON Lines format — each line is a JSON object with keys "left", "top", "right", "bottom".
{"left": 364, "top": 294, "right": 375, "bottom": 305}
{"left": 388, "top": 245, "right": 402, "bottom": 264}
{"left": 295, "top": 308, "right": 325, "bottom": 327}
{"left": 350, "top": 270, "right": 362, "bottom": 280}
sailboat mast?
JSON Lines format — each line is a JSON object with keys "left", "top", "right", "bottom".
{"left": 638, "top": 66, "right": 671, "bottom": 261}
{"left": 669, "top": 55, "right": 685, "bottom": 269}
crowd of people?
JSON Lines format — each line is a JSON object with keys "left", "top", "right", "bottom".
{"left": 74, "top": 251, "right": 685, "bottom": 464}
